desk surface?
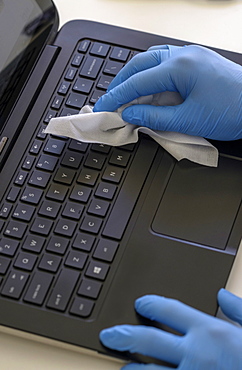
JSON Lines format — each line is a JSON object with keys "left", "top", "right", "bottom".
{"left": 1, "top": 1, "right": 242, "bottom": 369}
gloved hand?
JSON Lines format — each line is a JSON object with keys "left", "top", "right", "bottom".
{"left": 100, "top": 289, "right": 242, "bottom": 369}
{"left": 94, "top": 45, "right": 242, "bottom": 141}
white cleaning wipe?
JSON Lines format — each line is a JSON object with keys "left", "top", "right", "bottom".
{"left": 45, "top": 93, "right": 218, "bottom": 167}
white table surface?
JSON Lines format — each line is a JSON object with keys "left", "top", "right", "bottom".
{"left": 1, "top": 1, "right": 242, "bottom": 369}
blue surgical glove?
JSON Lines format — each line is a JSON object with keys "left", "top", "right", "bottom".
{"left": 100, "top": 289, "right": 242, "bottom": 369}
{"left": 94, "top": 45, "right": 242, "bottom": 141}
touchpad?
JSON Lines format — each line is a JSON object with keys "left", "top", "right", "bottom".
{"left": 152, "top": 157, "right": 242, "bottom": 249}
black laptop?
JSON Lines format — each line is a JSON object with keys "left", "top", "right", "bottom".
{"left": 0, "top": 0, "right": 241, "bottom": 365}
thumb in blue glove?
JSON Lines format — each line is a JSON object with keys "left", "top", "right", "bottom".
{"left": 100, "top": 289, "right": 242, "bottom": 369}
{"left": 94, "top": 45, "right": 242, "bottom": 141}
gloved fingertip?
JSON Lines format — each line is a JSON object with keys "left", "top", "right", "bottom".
{"left": 99, "top": 326, "right": 134, "bottom": 350}
{"left": 99, "top": 328, "right": 115, "bottom": 346}
{"left": 134, "top": 295, "right": 165, "bottom": 314}
{"left": 218, "top": 289, "right": 242, "bottom": 325}
{"left": 122, "top": 107, "right": 141, "bottom": 125}
{"left": 217, "top": 288, "right": 237, "bottom": 303}
{"left": 93, "top": 97, "right": 103, "bottom": 112}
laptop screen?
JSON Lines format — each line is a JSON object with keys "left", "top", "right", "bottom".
{"left": 0, "top": 0, "right": 56, "bottom": 132}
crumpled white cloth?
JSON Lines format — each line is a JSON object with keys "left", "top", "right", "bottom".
{"left": 45, "top": 92, "right": 218, "bottom": 167}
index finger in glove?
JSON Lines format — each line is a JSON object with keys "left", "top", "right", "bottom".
{"left": 107, "top": 47, "right": 172, "bottom": 92}
{"left": 94, "top": 61, "right": 178, "bottom": 112}
{"left": 135, "top": 295, "right": 213, "bottom": 334}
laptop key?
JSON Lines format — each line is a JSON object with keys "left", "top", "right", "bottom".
{"left": 65, "top": 250, "right": 88, "bottom": 270}
{"left": 85, "top": 260, "right": 109, "bottom": 281}
{"left": 102, "top": 166, "right": 123, "bottom": 183}
{"left": 47, "top": 268, "right": 80, "bottom": 311}
{"left": 103, "top": 60, "right": 123, "bottom": 76}
{"left": 0, "top": 256, "right": 11, "bottom": 274}
{"left": 4, "top": 220, "right": 27, "bottom": 239}
{"left": 46, "top": 236, "right": 69, "bottom": 255}
{"left": 102, "top": 139, "right": 158, "bottom": 240}
{"left": 54, "top": 167, "right": 76, "bottom": 185}
{"left": 54, "top": 219, "right": 76, "bottom": 237}
{"left": 44, "top": 110, "right": 57, "bottom": 123}
{"left": 12, "top": 203, "right": 35, "bottom": 222}
{"left": 30, "top": 139, "right": 43, "bottom": 155}
{"left": 28, "top": 170, "right": 51, "bottom": 188}
{"left": 51, "top": 95, "right": 64, "bottom": 110}
{"left": 21, "top": 187, "right": 43, "bottom": 204}
{"left": 36, "top": 154, "right": 58, "bottom": 172}
{"left": 72, "top": 233, "right": 95, "bottom": 252}
{"left": 78, "top": 278, "right": 102, "bottom": 299}
{"left": 61, "top": 202, "right": 84, "bottom": 220}
{"left": 90, "top": 42, "right": 110, "bottom": 57}
{"left": 38, "top": 200, "right": 61, "bottom": 218}
{"left": 22, "top": 235, "right": 45, "bottom": 253}
{"left": 80, "top": 215, "right": 102, "bottom": 234}
{"left": 97, "top": 75, "right": 113, "bottom": 90}
{"left": 38, "top": 253, "right": 62, "bottom": 273}
{"left": 73, "top": 78, "right": 93, "bottom": 94}
{"left": 70, "top": 297, "right": 94, "bottom": 318}
{"left": 30, "top": 217, "right": 53, "bottom": 236}
{"left": 68, "top": 139, "right": 88, "bottom": 152}
{"left": 24, "top": 271, "right": 53, "bottom": 305}
{"left": 44, "top": 138, "right": 65, "bottom": 155}
{"left": 66, "top": 92, "right": 86, "bottom": 109}
{"left": 46, "top": 183, "right": 68, "bottom": 201}
{"left": 58, "top": 81, "right": 71, "bottom": 95}
{"left": 95, "top": 182, "right": 117, "bottom": 200}
{"left": 93, "top": 239, "right": 118, "bottom": 262}
{"left": 77, "top": 169, "right": 99, "bottom": 186}
{"left": 1, "top": 270, "right": 29, "bottom": 299}
{"left": 109, "top": 149, "right": 130, "bottom": 167}
{"left": 0, "top": 238, "right": 19, "bottom": 256}
{"left": 71, "top": 54, "right": 84, "bottom": 67}
{"left": 14, "top": 171, "right": 28, "bottom": 186}
{"left": 89, "top": 90, "right": 105, "bottom": 104}
{"left": 22, "top": 155, "right": 35, "bottom": 170}
{"left": 65, "top": 67, "right": 77, "bottom": 81}
{"left": 87, "top": 199, "right": 109, "bottom": 217}
{"left": 60, "top": 107, "right": 79, "bottom": 116}
{"left": 78, "top": 40, "right": 91, "bottom": 53}
{"left": 14, "top": 252, "right": 37, "bottom": 271}
{"left": 0, "top": 203, "right": 12, "bottom": 218}
{"left": 110, "top": 47, "right": 130, "bottom": 62}
{"left": 80, "top": 56, "right": 103, "bottom": 79}
{"left": 70, "top": 185, "right": 92, "bottom": 203}
{"left": 61, "top": 150, "right": 83, "bottom": 169}
{"left": 84, "top": 152, "right": 106, "bottom": 170}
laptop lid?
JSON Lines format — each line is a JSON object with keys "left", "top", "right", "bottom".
{"left": 0, "top": 0, "right": 58, "bottom": 165}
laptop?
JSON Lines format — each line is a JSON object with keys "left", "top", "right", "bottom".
{"left": 0, "top": 0, "right": 241, "bottom": 365}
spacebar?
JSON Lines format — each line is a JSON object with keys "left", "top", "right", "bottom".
{"left": 102, "top": 139, "right": 158, "bottom": 240}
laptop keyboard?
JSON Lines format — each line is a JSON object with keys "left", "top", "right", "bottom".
{"left": 0, "top": 39, "right": 156, "bottom": 318}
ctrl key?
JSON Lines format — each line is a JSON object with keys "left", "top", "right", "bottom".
{"left": 70, "top": 297, "right": 94, "bottom": 318}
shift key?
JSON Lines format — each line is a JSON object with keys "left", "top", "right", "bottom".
{"left": 47, "top": 269, "right": 79, "bottom": 311}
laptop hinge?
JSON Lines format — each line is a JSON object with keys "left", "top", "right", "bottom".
{"left": 0, "top": 44, "right": 60, "bottom": 169}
